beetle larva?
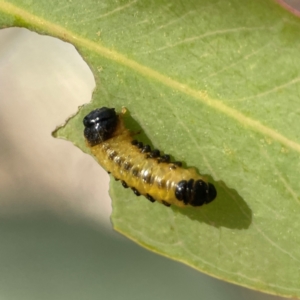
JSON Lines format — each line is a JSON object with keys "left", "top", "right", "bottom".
{"left": 83, "top": 107, "right": 217, "bottom": 207}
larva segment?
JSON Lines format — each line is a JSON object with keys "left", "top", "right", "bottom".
{"left": 83, "top": 107, "right": 217, "bottom": 208}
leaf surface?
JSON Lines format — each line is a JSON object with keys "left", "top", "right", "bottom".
{"left": 1, "top": 0, "right": 300, "bottom": 296}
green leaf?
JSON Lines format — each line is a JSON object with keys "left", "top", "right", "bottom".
{"left": 1, "top": 0, "right": 300, "bottom": 296}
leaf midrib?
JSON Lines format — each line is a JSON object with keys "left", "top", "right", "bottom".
{"left": 1, "top": 0, "right": 299, "bottom": 154}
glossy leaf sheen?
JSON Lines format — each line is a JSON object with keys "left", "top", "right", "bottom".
{"left": 1, "top": 0, "right": 300, "bottom": 297}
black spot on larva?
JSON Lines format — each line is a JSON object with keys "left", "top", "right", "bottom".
{"left": 157, "top": 179, "right": 166, "bottom": 189}
{"left": 146, "top": 194, "right": 156, "bottom": 203}
{"left": 158, "top": 154, "right": 170, "bottom": 163}
{"left": 173, "top": 161, "right": 182, "bottom": 167}
{"left": 169, "top": 164, "right": 177, "bottom": 170}
{"left": 147, "top": 149, "right": 160, "bottom": 158}
{"left": 187, "top": 179, "right": 194, "bottom": 201}
{"left": 107, "top": 171, "right": 111, "bottom": 174}
{"left": 162, "top": 200, "right": 171, "bottom": 207}
{"left": 131, "top": 167, "right": 140, "bottom": 177}
{"left": 206, "top": 183, "right": 217, "bottom": 204}
{"left": 123, "top": 161, "right": 132, "bottom": 171}
{"left": 114, "top": 177, "right": 119, "bottom": 181}
{"left": 148, "top": 175, "right": 155, "bottom": 185}
{"left": 83, "top": 107, "right": 118, "bottom": 146}
{"left": 175, "top": 180, "right": 188, "bottom": 204}
{"left": 121, "top": 181, "right": 128, "bottom": 188}
{"left": 175, "top": 179, "right": 217, "bottom": 206}
{"left": 114, "top": 156, "right": 123, "bottom": 166}
{"left": 132, "top": 188, "right": 141, "bottom": 196}
{"left": 136, "top": 142, "right": 143, "bottom": 149}
{"left": 131, "top": 140, "right": 138, "bottom": 145}
{"left": 108, "top": 150, "right": 117, "bottom": 160}
{"left": 141, "top": 145, "right": 151, "bottom": 153}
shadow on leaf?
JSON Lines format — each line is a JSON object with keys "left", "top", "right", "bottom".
{"left": 122, "top": 108, "right": 252, "bottom": 230}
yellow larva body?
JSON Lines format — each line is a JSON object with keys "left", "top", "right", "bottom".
{"left": 83, "top": 107, "right": 217, "bottom": 208}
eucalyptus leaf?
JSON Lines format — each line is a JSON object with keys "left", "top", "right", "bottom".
{"left": 1, "top": 0, "right": 300, "bottom": 297}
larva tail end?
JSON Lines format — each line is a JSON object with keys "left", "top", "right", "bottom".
{"left": 175, "top": 179, "right": 217, "bottom": 207}
{"left": 206, "top": 183, "right": 217, "bottom": 204}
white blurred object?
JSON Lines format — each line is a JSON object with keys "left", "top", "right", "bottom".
{"left": 0, "top": 27, "right": 112, "bottom": 228}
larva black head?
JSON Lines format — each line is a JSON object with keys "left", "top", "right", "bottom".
{"left": 175, "top": 179, "right": 217, "bottom": 207}
{"left": 83, "top": 107, "right": 118, "bottom": 146}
